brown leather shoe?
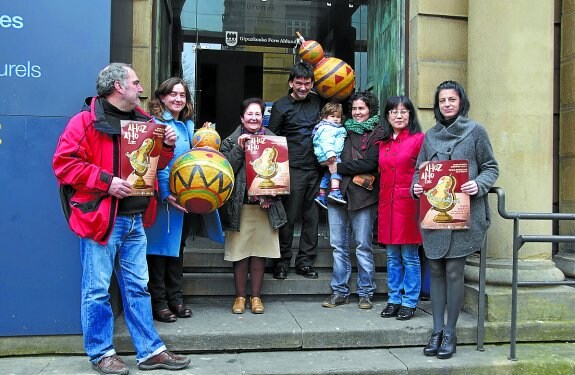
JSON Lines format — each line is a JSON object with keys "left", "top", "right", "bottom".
{"left": 232, "top": 296, "right": 246, "bottom": 314}
{"left": 250, "top": 296, "right": 264, "bottom": 314}
{"left": 91, "top": 354, "right": 129, "bottom": 375}
{"left": 138, "top": 350, "right": 190, "bottom": 371}
{"left": 153, "top": 308, "right": 177, "bottom": 323}
{"left": 170, "top": 304, "right": 192, "bottom": 318}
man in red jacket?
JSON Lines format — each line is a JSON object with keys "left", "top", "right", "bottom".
{"left": 53, "top": 63, "right": 190, "bottom": 374}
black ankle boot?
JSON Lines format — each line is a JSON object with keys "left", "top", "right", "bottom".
{"left": 423, "top": 330, "right": 443, "bottom": 356}
{"left": 437, "top": 333, "right": 457, "bottom": 359}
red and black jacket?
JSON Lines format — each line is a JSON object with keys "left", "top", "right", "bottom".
{"left": 53, "top": 96, "right": 173, "bottom": 244}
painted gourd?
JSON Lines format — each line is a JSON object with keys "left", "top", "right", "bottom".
{"left": 296, "top": 32, "right": 355, "bottom": 102}
{"left": 192, "top": 126, "right": 221, "bottom": 150}
{"left": 169, "top": 147, "right": 234, "bottom": 214}
{"left": 298, "top": 39, "right": 324, "bottom": 66}
{"left": 313, "top": 57, "right": 355, "bottom": 101}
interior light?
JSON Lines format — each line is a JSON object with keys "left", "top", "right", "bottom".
{"left": 327, "top": 2, "right": 332, "bottom": 6}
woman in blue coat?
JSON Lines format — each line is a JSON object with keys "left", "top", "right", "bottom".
{"left": 145, "top": 78, "right": 195, "bottom": 323}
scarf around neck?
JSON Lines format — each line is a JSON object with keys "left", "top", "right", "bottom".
{"left": 241, "top": 125, "right": 265, "bottom": 135}
{"left": 344, "top": 115, "right": 380, "bottom": 134}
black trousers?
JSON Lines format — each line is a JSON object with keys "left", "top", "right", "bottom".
{"left": 147, "top": 213, "right": 193, "bottom": 312}
{"left": 276, "top": 167, "right": 321, "bottom": 269}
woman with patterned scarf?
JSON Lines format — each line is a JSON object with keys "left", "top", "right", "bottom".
{"left": 321, "top": 91, "right": 385, "bottom": 310}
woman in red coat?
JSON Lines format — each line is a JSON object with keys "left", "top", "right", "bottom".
{"left": 378, "top": 96, "right": 424, "bottom": 320}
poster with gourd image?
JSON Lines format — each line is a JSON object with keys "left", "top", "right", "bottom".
{"left": 245, "top": 135, "right": 290, "bottom": 197}
{"left": 120, "top": 120, "right": 166, "bottom": 196}
{"left": 419, "top": 160, "right": 470, "bottom": 230}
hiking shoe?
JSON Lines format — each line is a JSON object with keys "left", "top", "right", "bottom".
{"left": 138, "top": 350, "right": 190, "bottom": 371}
{"left": 358, "top": 296, "right": 373, "bottom": 309}
{"left": 380, "top": 303, "right": 401, "bottom": 318}
{"left": 314, "top": 194, "right": 328, "bottom": 209}
{"left": 322, "top": 293, "right": 349, "bottom": 308}
{"left": 327, "top": 189, "right": 347, "bottom": 204}
{"left": 92, "top": 354, "right": 129, "bottom": 375}
{"left": 396, "top": 306, "right": 416, "bottom": 320}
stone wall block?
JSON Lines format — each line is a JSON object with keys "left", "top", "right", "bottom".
{"left": 415, "top": 0, "right": 468, "bottom": 18}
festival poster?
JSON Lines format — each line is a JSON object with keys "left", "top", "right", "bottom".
{"left": 419, "top": 159, "right": 470, "bottom": 230}
{"left": 120, "top": 120, "right": 166, "bottom": 196}
{"left": 245, "top": 135, "right": 290, "bottom": 197}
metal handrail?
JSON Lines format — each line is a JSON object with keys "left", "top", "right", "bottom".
{"left": 480, "top": 187, "right": 575, "bottom": 360}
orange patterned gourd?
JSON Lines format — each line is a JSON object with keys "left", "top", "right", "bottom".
{"left": 169, "top": 147, "right": 234, "bottom": 214}
{"left": 296, "top": 32, "right": 355, "bottom": 102}
{"left": 192, "top": 126, "right": 221, "bottom": 150}
{"left": 313, "top": 57, "right": 355, "bottom": 101}
{"left": 298, "top": 39, "right": 324, "bottom": 66}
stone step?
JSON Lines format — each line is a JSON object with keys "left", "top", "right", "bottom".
{"left": 3, "top": 343, "right": 575, "bottom": 374}
{"left": 182, "top": 227, "right": 391, "bottom": 296}
{"left": 3, "top": 296, "right": 574, "bottom": 365}
{"left": 114, "top": 299, "right": 470, "bottom": 353}
{"left": 183, "top": 246, "right": 388, "bottom": 270}
{"left": 181, "top": 269, "right": 389, "bottom": 296}
{"left": 114, "top": 297, "right": 574, "bottom": 355}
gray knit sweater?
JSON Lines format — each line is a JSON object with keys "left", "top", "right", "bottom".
{"left": 412, "top": 117, "right": 499, "bottom": 259}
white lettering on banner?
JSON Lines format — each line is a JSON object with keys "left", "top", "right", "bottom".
{"left": 0, "top": 14, "right": 44, "bottom": 79}
{"left": 0, "top": 15, "right": 24, "bottom": 29}
{"left": 0, "top": 62, "right": 42, "bottom": 78}
{"left": 238, "top": 36, "right": 296, "bottom": 46}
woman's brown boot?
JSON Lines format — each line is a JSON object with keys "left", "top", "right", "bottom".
{"left": 232, "top": 297, "right": 246, "bottom": 314}
{"left": 250, "top": 296, "right": 264, "bottom": 314}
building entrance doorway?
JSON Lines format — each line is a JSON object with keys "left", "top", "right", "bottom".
{"left": 196, "top": 49, "right": 263, "bottom": 139}
{"left": 180, "top": 0, "right": 369, "bottom": 135}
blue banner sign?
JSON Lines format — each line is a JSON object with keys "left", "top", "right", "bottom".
{"left": 0, "top": 0, "right": 111, "bottom": 336}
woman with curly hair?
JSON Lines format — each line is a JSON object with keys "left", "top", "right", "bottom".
{"left": 322, "top": 91, "right": 385, "bottom": 310}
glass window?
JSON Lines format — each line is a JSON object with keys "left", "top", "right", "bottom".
{"left": 286, "top": 19, "right": 310, "bottom": 38}
{"left": 181, "top": 0, "right": 371, "bottom": 129}
{"left": 182, "top": 0, "right": 225, "bottom": 32}
{"left": 352, "top": 4, "right": 368, "bottom": 90}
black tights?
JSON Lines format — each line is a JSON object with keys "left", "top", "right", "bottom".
{"left": 233, "top": 256, "right": 266, "bottom": 298}
{"left": 429, "top": 256, "right": 467, "bottom": 335}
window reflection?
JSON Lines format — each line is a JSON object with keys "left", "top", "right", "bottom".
{"left": 182, "top": 0, "right": 225, "bottom": 32}
{"left": 180, "top": 0, "right": 369, "bottom": 135}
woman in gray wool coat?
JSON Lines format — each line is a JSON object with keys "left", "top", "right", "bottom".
{"left": 413, "top": 81, "right": 499, "bottom": 360}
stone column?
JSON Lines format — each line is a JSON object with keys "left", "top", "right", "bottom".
{"left": 555, "top": 0, "right": 575, "bottom": 278}
{"left": 132, "top": 0, "right": 154, "bottom": 105}
{"left": 463, "top": 0, "right": 571, "bottom": 321}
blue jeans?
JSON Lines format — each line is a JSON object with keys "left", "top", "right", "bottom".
{"left": 319, "top": 157, "right": 342, "bottom": 190}
{"left": 320, "top": 170, "right": 343, "bottom": 189}
{"left": 386, "top": 244, "right": 421, "bottom": 308}
{"left": 80, "top": 214, "right": 166, "bottom": 364}
{"left": 327, "top": 204, "right": 376, "bottom": 297}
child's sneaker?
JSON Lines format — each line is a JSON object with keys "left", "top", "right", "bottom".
{"left": 327, "top": 189, "right": 347, "bottom": 204}
{"left": 314, "top": 194, "right": 328, "bottom": 209}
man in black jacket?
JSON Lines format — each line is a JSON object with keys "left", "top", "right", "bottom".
{"left": 268, "top": 62, "right": 323, "bottom": 279}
